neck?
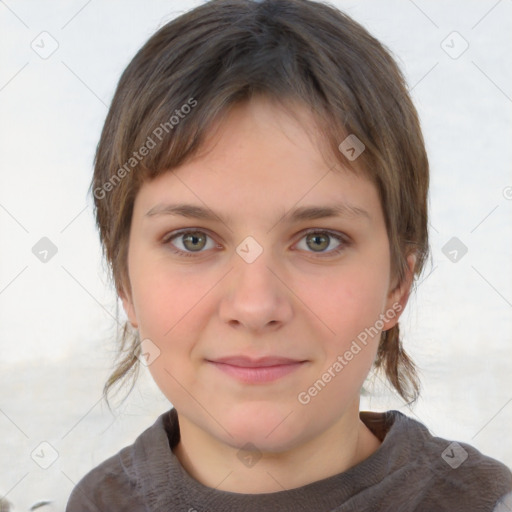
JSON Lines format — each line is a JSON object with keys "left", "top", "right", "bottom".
{"left": 172, "top": 402, "right": 381, "bottom": 494}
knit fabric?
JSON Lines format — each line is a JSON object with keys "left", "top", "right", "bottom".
{"left": 66, "top": 408, "right": 512, "bottom": 511}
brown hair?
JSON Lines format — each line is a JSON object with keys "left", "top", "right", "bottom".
{"left": 92, "top": 0, "right": 429, "bottom": 407}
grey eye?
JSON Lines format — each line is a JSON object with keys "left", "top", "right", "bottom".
{"left": 296, "top": 232, "right": 343, "bottom": 253}
{"left": 169, "top": 231, "right": 215, "bottom": 253}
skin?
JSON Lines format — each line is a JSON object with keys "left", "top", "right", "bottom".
{"left": 121, "top": 96, "right": 415, "bottom": 493}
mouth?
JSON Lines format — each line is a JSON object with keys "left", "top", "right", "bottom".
{"left": 206, "top": 356, "right": 308, "bottom": 384}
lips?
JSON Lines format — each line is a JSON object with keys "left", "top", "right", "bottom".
{"left": 211, "top": 356, "right": 303, "bottom": 367}
{"left": 206, "top": 355, "right": 307, "bottom": 384}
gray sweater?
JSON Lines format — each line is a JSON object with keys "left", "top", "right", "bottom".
{"left": 66, "top": 408, "right": 512, "bottom": 511}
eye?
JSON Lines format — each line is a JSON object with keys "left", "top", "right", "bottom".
{"left": 163, "top": 228, "right": 349, "bottom": 258}
{"left": 294, "top": 230, "right": 349, "bottom": 257}
{"left": 163, "top": 230, "right": 217, "bottom": 257}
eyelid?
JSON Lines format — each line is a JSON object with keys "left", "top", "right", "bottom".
{"left": 299, "top": 227, "right": 349, "bottom": 242}
{"left": 162, "top": 227, "right": 216, "bottom": 244}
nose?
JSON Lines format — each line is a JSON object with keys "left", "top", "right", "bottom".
{"left": 218, "top": 245, "right": 293, "bottom": 334}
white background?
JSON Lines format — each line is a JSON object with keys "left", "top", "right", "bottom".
{"left": 1, "top": 0, "right": 511, "bottom": 509}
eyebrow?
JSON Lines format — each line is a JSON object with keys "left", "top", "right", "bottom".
{"left": 145, "top": 202, "right": 370, "bottom": 224}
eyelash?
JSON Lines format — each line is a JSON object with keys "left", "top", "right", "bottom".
{"left": 162, "top": 228, "right": 350, "bottom": 259}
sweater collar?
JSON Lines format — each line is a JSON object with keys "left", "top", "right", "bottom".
{"left": 124, "top": 407, "right": 419, "bottom": 511}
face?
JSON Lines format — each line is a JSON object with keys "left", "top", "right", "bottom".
{"left": 122, "top": 97, "right": 411, "bottom": 453}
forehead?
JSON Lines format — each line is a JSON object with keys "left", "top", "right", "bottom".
{"left": 189, "top": 97, "right": 340, "bottom": 172}
{"left": 132, "top": 97, "right": 383, "bottom": 227}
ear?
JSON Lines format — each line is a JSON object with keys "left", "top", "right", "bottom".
{"left": 382, "top": 253, "right": 416, "bottom": 331}
{"left": 120, "top": 284, "right": 138, "bottom": 329}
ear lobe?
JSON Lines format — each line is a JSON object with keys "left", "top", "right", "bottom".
{"left": 120, "top": 288, "right": 138, "bottom": 329}
{"left": 383, "top": 253, "right": 417, "bottom": 331}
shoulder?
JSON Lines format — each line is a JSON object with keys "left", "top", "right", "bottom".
{"left": 65, "top": 409, "right": 175, "bottom": 512}
{"left": 392, "top": 411, "right": 512, "bottom": 511}
{"left": 66, "top": 445, "right": 140, "bottom": 511}
{"left": 376, "top": 410, "right": 512, "bottom": 511}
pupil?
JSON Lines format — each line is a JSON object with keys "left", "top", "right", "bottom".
{"left": 309, "top": 233, "right": 328, "bottom": 251}
{"left": 184, "top": 232, "right": 204, "bottom": 251}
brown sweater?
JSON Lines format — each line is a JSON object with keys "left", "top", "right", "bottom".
{"left": 66, "top": 408, "right": 512, "bottom": 511}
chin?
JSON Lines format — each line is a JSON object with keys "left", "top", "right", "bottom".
{"left": 217, "top": 401, "right": 307, "bottom": 453}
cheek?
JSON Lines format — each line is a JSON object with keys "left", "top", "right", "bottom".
{"left": 130, "top": 257, "right": 213, "bottom": 340}
{"left": 296, "top": 261, "right": 390, "bottom": 343}
{"left": 130, "top": 266, "right": 213, "bottom": 399}
{"left": 294, "top": 267, "right": 388, "bottom": 413}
